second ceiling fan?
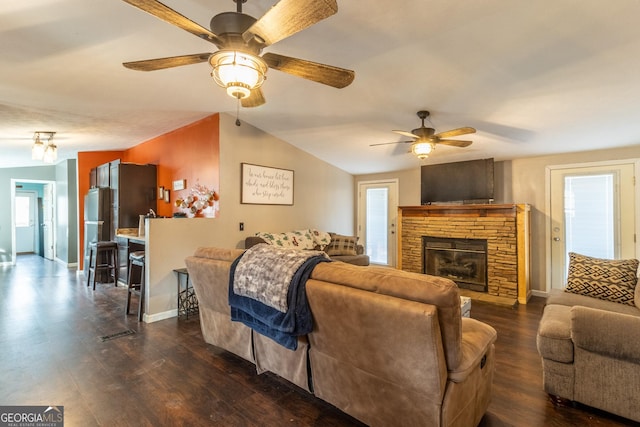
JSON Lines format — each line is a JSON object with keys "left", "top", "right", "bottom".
{"left": 372, "top": 111, "right": 476, "bottom": 159}
{"left": 120, "top": 0, "right": 355, "bottom": 107}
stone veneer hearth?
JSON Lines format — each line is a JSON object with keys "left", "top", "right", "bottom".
{"left": 398, "top": 204, "right": 531, "bottom": 304}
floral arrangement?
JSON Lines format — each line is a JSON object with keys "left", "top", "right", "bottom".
{"left": 175, "top": 183, "right": 219, "bottom": 217}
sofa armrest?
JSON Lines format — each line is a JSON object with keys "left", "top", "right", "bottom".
{"left": 448, "top": 318, "right": 497, "bottom": 383}
{"left": 571, "top": 306, "right": 640, "bottom": 363}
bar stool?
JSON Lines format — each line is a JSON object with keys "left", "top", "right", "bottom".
{"left": 126, "top": 251, "right": 145, "bottom": 321}
{"left": 87, "top": 241, "right": 119, "bottom": 290}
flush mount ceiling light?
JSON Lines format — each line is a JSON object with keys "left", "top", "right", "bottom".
{"left": 209, "top": 50, "right": 267, "bottom": 99}
{"left": 32, "top": 131, "right": 57, "bottom": 163}
{"left": 31, "top": 132, "right": 46, "bottom": 160}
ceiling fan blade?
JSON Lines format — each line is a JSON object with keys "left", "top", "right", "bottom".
{"left": 121, "top": 0, "right": 224, "bottom": 46}
{"left": 123, "top": 53, "right": 211, "bottom": 71}
{"left": 436, "top": 139, "right": 473, "bottom": 148}
{"left": 434, "top": 127, "right": 476, "bottom": 139}
{"left": 242, "top": 0, "right": 338, "bottom": 47}
{"left": 369, "top": 141, "right": 413, "bottom": 147}
{"left": 392, "top": 130, "right": 418, "bottom": 139}
{"left": 262, "top": 53, "right": 354, "bottom": 88}
{"left": 241, "top": 88, "right": 266, "bottom": 108}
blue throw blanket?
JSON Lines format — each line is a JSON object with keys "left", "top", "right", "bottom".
{"left": 228, "top": 245, "right": 330, "bottom": 350}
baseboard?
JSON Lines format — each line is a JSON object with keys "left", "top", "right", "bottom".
{"left": 144, "top": 309, "right": 178, "bottom": 323}
{"left": 55, "top": 257, "right": 77, "bottom": 268}
{"left": 531, "top": 289, "right": 549, "bottom": 298}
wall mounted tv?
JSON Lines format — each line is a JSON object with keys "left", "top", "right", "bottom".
{"left": 421, "top": 158, "right": 494, "bottom": 205}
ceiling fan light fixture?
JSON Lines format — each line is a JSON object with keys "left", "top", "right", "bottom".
{"left": 209, "top": 50, "right": 267, "bottom": 99}
{"left": 411, "top": 141, "right": 434, "bottom": 159}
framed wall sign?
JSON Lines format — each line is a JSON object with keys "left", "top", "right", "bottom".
{"left": 241, "top": 163, "right": 294, "bottom": 205}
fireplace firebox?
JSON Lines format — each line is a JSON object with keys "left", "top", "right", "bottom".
{"left": 423, "top": 236, "right": 488, "bottom": 292}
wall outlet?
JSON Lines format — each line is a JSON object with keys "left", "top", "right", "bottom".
{"left": 239, "top": 222, "right": 244, "bottom": 231}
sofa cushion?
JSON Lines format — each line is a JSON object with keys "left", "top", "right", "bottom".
{"left": 546, "top": 289, "right": 640, "bottom": 317}
{"left": 325, "top": 233, "right": 358, "bottom": 256}
{"left": 255, "top": 229, "right": 317, "bottom": 250}
{"left": 571, "top": 306, "right": 640, "bottom": 363}
{"left": 564, "top": 252, "right": 639, "bottom": 306}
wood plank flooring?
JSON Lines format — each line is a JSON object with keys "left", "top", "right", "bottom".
{"left": 1, "top": 254, "right": 638, "bottom": 426}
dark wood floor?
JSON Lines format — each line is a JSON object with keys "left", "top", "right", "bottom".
{"left": 1, "top": 255, "right": 638, "bottom": 427}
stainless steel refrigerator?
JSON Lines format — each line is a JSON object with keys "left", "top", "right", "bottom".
{"left": 83, "top": 187, "right": 111, "bottom": 277}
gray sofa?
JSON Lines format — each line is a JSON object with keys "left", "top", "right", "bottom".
{"left": 537, "top": 288, "right": 640, "bottom": 422}
{"left": 185, "top": 246, "right": 497, "bottom": 427}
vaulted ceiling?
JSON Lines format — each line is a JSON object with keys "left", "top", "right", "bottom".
{"left": 2, "top": 0, "right": 640, "bottom": 174}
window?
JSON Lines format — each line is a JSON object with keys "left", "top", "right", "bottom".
{"left": 15, "top": 196, "right": 30, "bottom": 227}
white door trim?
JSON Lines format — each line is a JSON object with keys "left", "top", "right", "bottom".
{"left": 10, "top": 179, "right": 57, "bottom": 265}
{"left": 357, "top": 179, "right": 399, "bottom": 266}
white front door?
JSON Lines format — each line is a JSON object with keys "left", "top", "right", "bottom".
{"left": 548, "top": 161, "right": 636, "bottom": 290}
{"left": 15, "top": 191, "right": 37, "bottom": 253}
{"left": 357, "top": 180, "right": 398, "bottom": 266}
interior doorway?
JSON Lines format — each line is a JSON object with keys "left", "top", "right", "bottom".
{"left": 547, "top": 161, "right": 637, "bottom": 290}
{"left": 15, "top": 190, "right": 37, "bottom": 253}
{"left": 357, "top": 179, "right": 398, "bottom": 267}
{"left": 11, "top": 180, "right": 56, "bottom": 264}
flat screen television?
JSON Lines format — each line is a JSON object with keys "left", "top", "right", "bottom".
{"left": 421, "top": 158, "right": 494, "bottom": 205}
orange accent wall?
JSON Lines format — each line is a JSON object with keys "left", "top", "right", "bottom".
{"left": 123, "top": 114, "right": 220, "bottom": 217}
{"left": 76, "top": 113, "right": 220, "bottom": 269}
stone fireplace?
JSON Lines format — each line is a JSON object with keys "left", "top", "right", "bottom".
{"left": 423, "top": 236, "right": 488, "bottom": 292}
{"left": 398, "top": 204, "right": 531, "bottom": 303}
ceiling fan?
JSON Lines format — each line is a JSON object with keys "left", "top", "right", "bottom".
{"left": 371, "top": 111, "right": 476, "bottom": 159}
{"left": 120, "top": 0, "right": 355, "bottom": 108}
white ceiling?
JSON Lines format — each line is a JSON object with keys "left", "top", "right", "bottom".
{"left": 2, "top": 0, "right": 640, "bottom": 174}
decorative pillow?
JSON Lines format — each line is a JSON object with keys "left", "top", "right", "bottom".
{"left": 565, "top": 252, "right": 639, "bottom": 306}
{"left": 324, "top": 233, "right": 358, "bottom": 256}
{"left": 310, "top": 229, "right": 332, "bottom": 250}
{"left": 255, "top": 230, "right": 316, "bottom": 250}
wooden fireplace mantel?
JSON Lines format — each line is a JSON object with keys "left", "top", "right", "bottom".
{"left": 398, "top": 203, "right": 531, "bottom": 304}
{"left": 398, "top": 203, "right": 521, "bottom": 218}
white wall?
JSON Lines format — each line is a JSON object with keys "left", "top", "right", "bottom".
{"left": 145, "top": 217, "right": 217, "bottom": 320}
{"left": 216, "top": 113, "right": 355, "bottom": 248}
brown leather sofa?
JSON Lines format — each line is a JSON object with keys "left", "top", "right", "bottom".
{"left": 185, "top": 247, "right": 497, "bottom": 426}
